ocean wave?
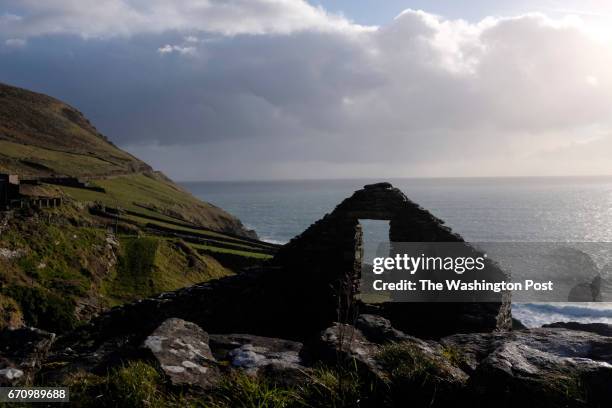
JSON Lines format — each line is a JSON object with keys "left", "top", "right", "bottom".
{"left": 261, "top": 237, "right": 288, "bottom": 245}
{"left": 513, "top": 302, "right": 612, "bottom": 327}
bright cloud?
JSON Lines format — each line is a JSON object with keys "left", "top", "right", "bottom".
{"left": 157, "top": 44, "right": 196, "bottom": 55}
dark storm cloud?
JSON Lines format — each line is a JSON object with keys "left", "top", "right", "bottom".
{"left": 1, "top": 1, "right": 612, "bottom": 179}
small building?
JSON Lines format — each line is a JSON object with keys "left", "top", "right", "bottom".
{"left": 0, "top": 174, "right": 20, "bottom": 209}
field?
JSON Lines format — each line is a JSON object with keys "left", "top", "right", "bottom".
{"left": 55, "top": 172, "right": 255, "bottom": 235}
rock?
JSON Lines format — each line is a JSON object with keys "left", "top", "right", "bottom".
{"left": 315, "top": 323, "right": 386, "bottom": 382}
{"left": 209, "top": 333, "right": 307, "bottom": 386}
{"left": 316, "top": 321, "right": 469, "bottom": 407}
{"left": 0, "top": 247, "right": 24, "bottom": 260}
{"left": 542, "top": 321, "right": 612, "bottom": 337}
{"left": 355, "top": 314, "right": 407, "bottom": 344}
{"left": 568, "top": 275, "right": 602, "bottom": 301}
{"left": 209, "top": 333, "right": 303, "bottom": 360}
{"left": 142, "top": 318, "right": 220, "bottom": 390}
{"left": 442, "top": 328, "right": 612, "bottom": 407}
{"left": 228, "top": 344, "right": 301, "bottom": 369}
{"left": 0, "top": 327, "right": 55, "bottom": 386}
{"left": 355, "top": 314, "right": 436, "bottom": 349}
{"left": 364, "top": 182, "right": 393, "bottom": 190}
{"left": 512, "top": 317, "right": 527, "bottom": 330}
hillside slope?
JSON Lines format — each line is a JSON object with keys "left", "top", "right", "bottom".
{"left": 0, "top": 83, "right": 276, "bottom": 332}
{"left": 0, "top": 83, "right": 149, "bottom": 176}
{"left": 0, "top": 82, "right": 253, "bottom": 237}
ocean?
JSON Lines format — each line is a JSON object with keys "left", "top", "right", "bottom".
{"left": 182, "top": 177, "right": 612, "bottom": 327}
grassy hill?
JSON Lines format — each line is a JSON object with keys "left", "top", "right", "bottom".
{"left": 0, "top": 82, "right": 252, "bottom": 237}
{"left": 0, "top": 83, "right": 149, "bottom": 177}
{"left": 0, "top": 82, "right": 277, "bottom": 332}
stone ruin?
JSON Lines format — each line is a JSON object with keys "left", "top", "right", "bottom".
{"left": 273, "top": 182, "right": 512, "bottom": 337}
{"left": 57, "top": 182, "right": 511, "bottom": 356}
{"left": 0, "top": 173, "right": 63, "bottom": 210}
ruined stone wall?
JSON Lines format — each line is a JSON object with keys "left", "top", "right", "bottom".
{"left": 57, "top": 182, "right": 512, "bottom": 355}
{"left": 273, "top": 182, "right": 511, "bottom": 337}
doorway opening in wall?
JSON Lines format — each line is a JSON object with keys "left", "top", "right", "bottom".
{"left": 358, "top": 219, "right": 390, "bottom": 303}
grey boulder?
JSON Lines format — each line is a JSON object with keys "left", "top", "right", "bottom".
{"left": 143, "top": 318, "right": 220, "bottom": 390}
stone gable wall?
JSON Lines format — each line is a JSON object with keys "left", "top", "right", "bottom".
{"left": 57, "top": 182, "right": 512, "bottom": 355}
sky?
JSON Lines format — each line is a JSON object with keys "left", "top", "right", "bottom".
{"left": 1, "top": 1, "right": 612, "bottom": 181}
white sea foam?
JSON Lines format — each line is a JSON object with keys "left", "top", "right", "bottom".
{"left": 513, "top": 303, "right": 612, "bottom": 327}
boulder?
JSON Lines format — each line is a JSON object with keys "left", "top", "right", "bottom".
{"left": 315, "top": 323, "right": 387, "bottom": 382}
{"left": 0, "top": 327, "right": 55, "bottom": 386}
{"left": 442, "top": 328, "right": 612, "bottom": 407}
{"left": 316, "top": 321, "right": 470, "bottom": 407}
{"left": 568, "top": 275, "right": 603, "bottom": 301}
{"left": 209, "top": 333, "right": 303, "bottom": 360}
{"left": 209, "top": 333, "right": 307, "bottom": 386}
{"left": 355, "top": 314, "right": 432, "bottom": 347}
{"left": 543, "top": 321, "right": 612, "bottom": 337}
{"left": 142, "top": 318, "right": 220, "bottom": 390}
{"left": 355, "top": 314, "right": 408, "bottom": 344}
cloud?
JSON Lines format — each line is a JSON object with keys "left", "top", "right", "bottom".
{"left": 4, "top": 37, "right": 26, "bottom": 47}
{"left": 0, "top": 0, "right": 366, "bottom": 39}
{"left": 157, "top": 44, "right": 196, "bottom": 55}
{"left": 0, "top": 2, "right": 611, "bottom": 179}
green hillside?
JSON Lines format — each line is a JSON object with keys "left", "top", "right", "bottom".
{"left": 0, "top": 82, "right": 148, "bottom": 176}
{"left": 0, "top": 82, "right": 252, "bottom": 236}
{"left": 0, "top": 82, "right": 277, "bottom": 332}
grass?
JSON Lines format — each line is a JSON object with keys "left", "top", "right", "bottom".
{"left": 101, "top": 236, "right": 232, "bottom": 305}
{"left": 297, "top": 366, "right": 366, "bottom": 408}
{"left": 63, "top": 361, "right": 372, "bottom": 408}
{"left": 204, "top": 366, "right": 370, "bottom": 408}
{"left": 0, "top": 140, "right": 129, "bottom": 177}
{"left": 118, "top": 237, "right": 159, "bottom": 277}
{"left": 0, "top": 82, "right": 144, "bottom": 177}
{"left": 67, "top": 363, "right": 300, "bottom": 408}
{"left": 3, "top": 285, "right": 76, "bottom": 332}
{"left": 124, "top": 213, "right": 230, "bottom": 239}
{"left": 0, "top": 217, "right": 110, "bottom": 332}
{"left": 57, "top": 172, "right": 251, "bottom": 235}
{"left": 205, "top": 372, "right": 300, "bottom": 408}
{"left": 189, "top": 242, "right": 273, "bottom": 259}
{"left": 0, "top": 205, "right": 233, "bottom": 327}
{"left": 58, "top": 177, "right": 191, "bottom": 222}
{"left": 376, "top": 342, "right": 465, "bottom": 407}
{"left": 0, "top": 293, "right": 24, "bottom": 329}
{"left": 66, "top": 362, "right": 191, "bottom": 408}
{"left": 440, "top": 345, "right": 465, "bottom": 367}
{"left": 124, "top": 212, "right": 269, "bottom": 251}
{"left": 545, "top": 374, "right": 587, "bottom": 402}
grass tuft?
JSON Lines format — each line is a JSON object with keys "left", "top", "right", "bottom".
{"left": 377, "top": 342, "right": 464, "bottom": 407}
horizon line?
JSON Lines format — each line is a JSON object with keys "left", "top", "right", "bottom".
{"left": 177, "top": 174, "right": 612, "bottom": 184}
